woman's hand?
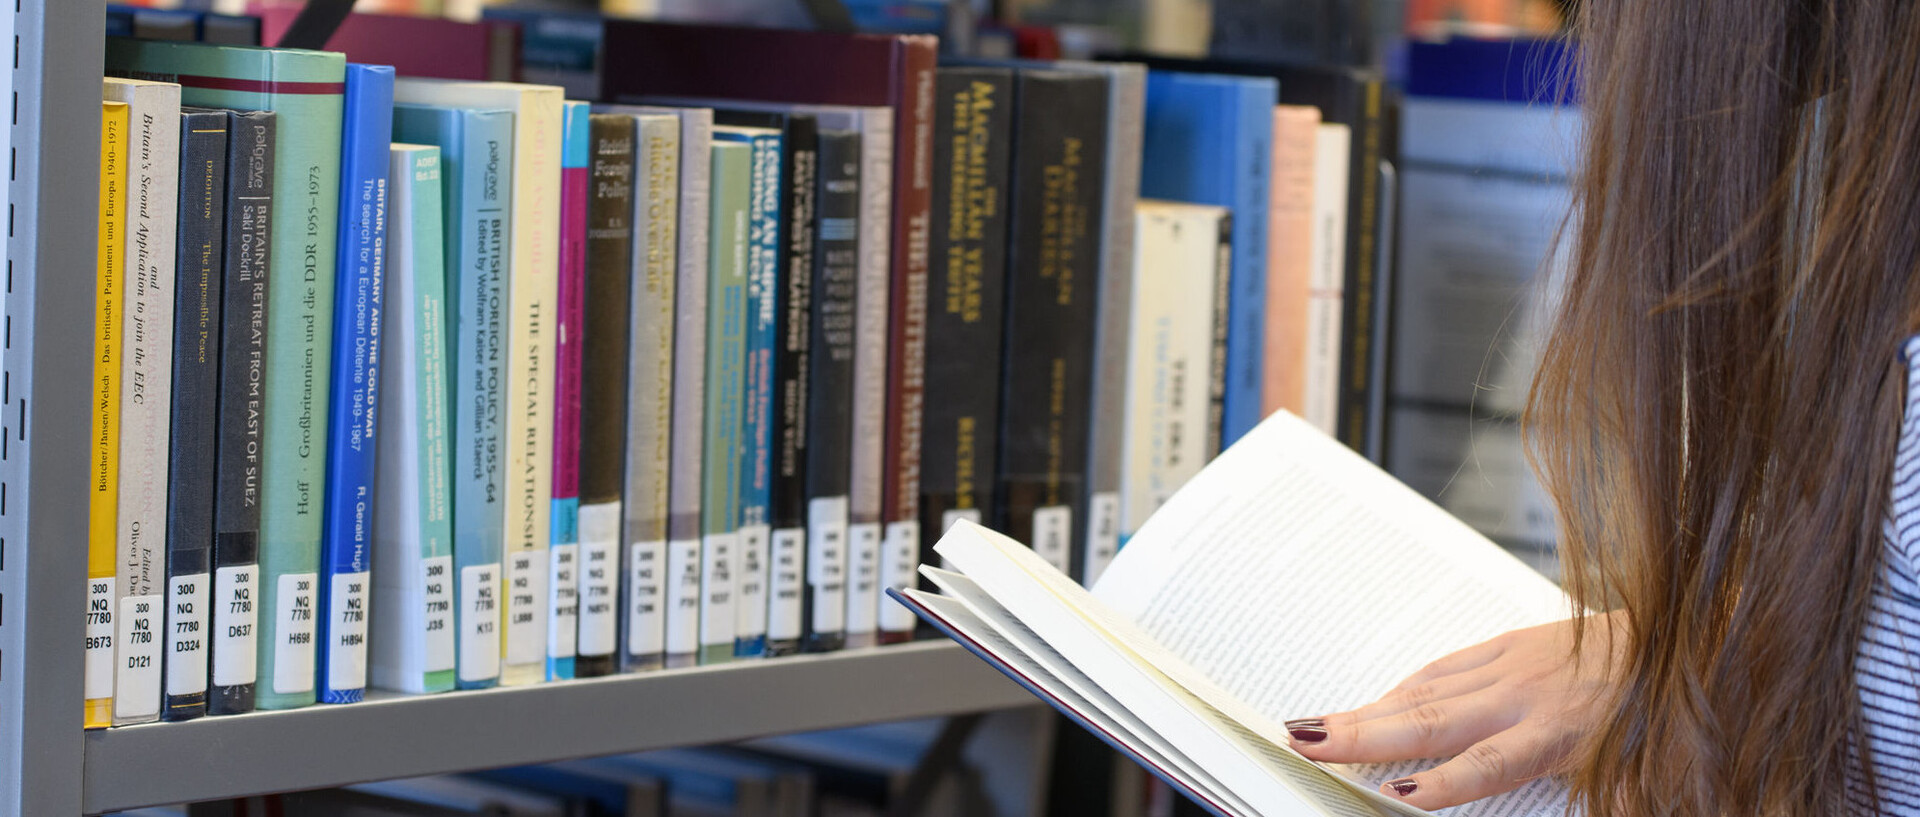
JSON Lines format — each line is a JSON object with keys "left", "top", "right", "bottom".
{"left": 1284, "top": 612, "right": 1626, "bottom": 810}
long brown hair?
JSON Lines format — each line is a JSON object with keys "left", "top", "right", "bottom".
{"left": 1527, "top": 1, "right": 1920, "bottom": 813}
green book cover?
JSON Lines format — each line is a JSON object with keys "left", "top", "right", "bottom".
{"left": 699, "top": 141, "right": 751, "bottom": 666}
{"left": 106, "top": 39, "right": 346, "bottom": 710}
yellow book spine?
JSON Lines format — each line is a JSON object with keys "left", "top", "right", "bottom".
{"left": 87, "top": 101, "right": 129, "bottom": 729}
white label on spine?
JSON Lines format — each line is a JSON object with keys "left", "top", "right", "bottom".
{"left": 85, "top": 578, "right": 117, "bottom": 699}
{"left": 700, "top": 531, "right": 737, "bottom": 650}
{"left": 806, "top": 498, "right": 848, "bottom": 633}
{"left": 271, "top": 573, "right": 317, "bottom": 694}
{"left": 211, "top": 566, "right": 257, "bottom": 686}
{"left": 938, "top": 509, "right": 982, "bottom": 570}
{"left": 458, "top": 563, "right": 500, "bottom": 683}
{"left": 547, "top": 544, "right": 578, "bottom": 659}
{"left": 627, "top": 539, "right": 665, "bottom": 656}
{"left": 503, "top": 552, "right": 546, "bottom": 666}
{"left": 664, "top": 537, "right": 702, "bottom": 655}
{"left": 879, "top": 521, "right": 920, "bottom": 632}
{"left": 1032, "top": 506, "right": 1073, "bottom": 574}
{"left": 166, "top": 573, "right": 210, "bottom": 697}
{"left": 326, "top": 571, "right": 370, "bottom": 692}
{"left": 420, "top": 556, "right": 455, "bottom": 674}
{"left": 1083, "top": 492, "right": 1121, "bottom": 586}
{"left": 735, "top": 524, "right": 769, "bottom": 643}
{"left": 575, "top": 503, "right": 619, "bottom": 658}
{"left": 115, "top": 594, "right": 163, "bottom": 718}
{"left": 768, "top": 527, "right": 805, "bottom": 641}
{"left": 846, "top": 521, "right": 882, "bottom": 636}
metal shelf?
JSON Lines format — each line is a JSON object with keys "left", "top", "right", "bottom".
{"left": 83, "top": 641, "right": 1033, "bottom": 814}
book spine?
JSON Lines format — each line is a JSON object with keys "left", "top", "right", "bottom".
{"left": 88, "top": 101, "right": 130, "bottom": 730}
{"left": 392, "top": 104, "right": 511, "bottom": 690}
{"left": 1207, "top": 212, "right": 1233, "bottom": 463}
{"left": 547, "top": 101, "right": 590, "bottom": 681}
{"left": 845, "top": 110, "right": 893, "bottom": 649}
{"left": 209, "top": 109, "right": 274, "bottom": 716}
{"left": 1219, "top": 82, "right": 1276, "bottom": 451}
{"left": 318, "top": 63, "right": 393, "bottom": 705}
{"left": 369, "top": 144, "right": 457, "bottom": 694}
{"left": 919, "top": 68, "right": 1012, "bottom": 611}
{"left": 620, "top": 114, "right": 681, "bottom": 672}
{"left": 803, "top": 129, "right": 859, "bottom": 654}
{"left": 1260, "top": 106, "right": 1321, "bottom": 421}
{"left": 163, "top": 110, "right": 228, "bottom": 722}
{"left": 662, "top": 109, "right": 711, "bottom": 669}
{"left": 110, "top": 79, "right": 182, "bottom": 726}
{"left": 500, "top": 87, "right": 564, "bottom": 688}
{"left": 577, "top": 113, "right": 636, "bottom": 679}
{"left": 766, "top": 117, "right": 817, "bottom": 657}
{"left": 732, "top": 129, "right": 780, "bottom": 660}
{"left": 995, "top": 72, "right": 1108, "bottom": 577}
{"left": 699, "top": 141, "right": 751, "bottom": 666}
{"left": 1079, "top": 66, "right": 1144, "bottom": 587}
{"left": 1335, "top": 80, "right": 1386, "bottom": 461}
{"left": 877, "top": 36, "right": 939, "bottom": 645}
{"left": 1305, "top": 124, "right": 1350, "bottom": 438}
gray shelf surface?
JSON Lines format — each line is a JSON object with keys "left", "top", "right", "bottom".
{"left": 82, "top": 641, "right": 1033, "bottom": 814}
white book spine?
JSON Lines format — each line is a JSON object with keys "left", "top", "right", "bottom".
{"left": 1305, "top": 124, "right": 1351, "bottom": 438}
{"left": 105, "top": 78, "right": 181, "bottom": 725}
{"left": 845, "top": 109, "right": 893, "bottom": 646}
{"left": 662, "top": 107, "right": 711, "bottom": 665}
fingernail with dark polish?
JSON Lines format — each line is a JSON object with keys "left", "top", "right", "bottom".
{"left": 1284, "top": 718, "right": 1327, "bottom": 744}
{"left": 1386, "top": 779, "right": 1418, "bottom": 797}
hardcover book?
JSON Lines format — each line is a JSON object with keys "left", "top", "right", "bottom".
{"left": 208, "top": 108, "right": 276, "bottom": 717}
{"left": 713, "top": 125, "right": 781, "bottom": 660}
{"left": 803, "top": 128, "right": 861, "bottom": 654}
{"left": 107, "top": 38, "right": 348, "bottom": 711}
{"left": 994, "top": 69, "right": 1109, "bottom": 579}
{"left": 370, "top": 143, "right": 458, "bottom": 695}
{"left": 1122, "top": 202, "right": 1232, "bottom": 543}
{"left": 574, "top": 112, "right": 639, "bottom": 679}
{"left": 1139, "top": 70, "right": 1277, "bottom": 454}
{"left": 318, "top": 63, "right": 394, "bottom": 705}
{"left": 391, "top": 103, "right": 514, "bottom": 691}
{"left": 394, "top": 78, "right": 565, "bottom": 688}
{"left": 919, "top": 66, "right": 1014, "bottom": 610}
{"left": 162, "top": 108, "right": 228, "bottom": 722}
{"left": 894, "top": 413, "right": 1571, "bottom": 817}
{"left": 88, "top": 100, "right": 130, "bottom": 730}
{"left": 699, "top": 140, "right": 753, "bottom": 666}
{"left": 104, "top": 76, "right": 183, "bottom": 726}
{"left": 548, "top": 100, "right": 591, "bottom": 682}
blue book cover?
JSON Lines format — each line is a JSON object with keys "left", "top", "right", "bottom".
{"left": 318, "top": 63, "right": 394, "bottom": 705}
{"left": 547, "top": 100, "right": 591, "bottom": 681}
{"left": 1140, "top": 71, "right": 1277, "bottom": 449}
{"left": 713, "top": 127, "right": 780, "bottom": 659}
{"left": 392, "top": 103, "right": 514, "bottom": 691}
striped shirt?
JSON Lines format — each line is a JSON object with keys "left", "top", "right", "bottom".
{"left": 1854, "top": 336, "right": 1920, "bottom": 812}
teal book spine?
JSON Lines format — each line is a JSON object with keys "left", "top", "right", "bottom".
{"left": 107, "top": 37, "right": 347, "bottom": 711}
{"left": 699, "top": 141, "right": 752, "bottom": 666}
{"left": 547, "top": 100, "right": 590, "bottom": 681}
{"left": 370, "top": 144, "right": 458, "bottom": 695}
{"left": 392, "top": 103, "right": 514, "bottom": 691}
{"left": 713, "top": 127, "right": 780, "bottom": 660}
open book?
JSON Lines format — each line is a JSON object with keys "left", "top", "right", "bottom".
{"left": 891, "top": 412, "right": 1575, "bottom": 817}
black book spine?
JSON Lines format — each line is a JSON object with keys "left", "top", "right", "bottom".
{"left": 577, "top": 114, "right": 637, "bottom": 678}
{"left": 802, "top": 129, "right": 861, "bottom": 654}
{"left": 920, "top": 67, "right": 1014, "bottom": 571}
{"left": 1207, "top": 213, "right": 1234, "bottom": 458}
{"left": 767, "top": 114, "right": 818, "bottom": 657}
{"left": 994, "top": 71, "right": 1109, "bottom": 575}
{"left": 162, "top": 110, "right": 228, "bottom": 722}
{"left": 1334, "top": 77, "right": 1387, "bottom": 461}
{"left": 208, "top": 110, "right": 274, "bottom": 716}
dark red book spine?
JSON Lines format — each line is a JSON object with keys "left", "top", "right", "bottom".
{"left": 877, "top": 37, "right": 938, "bottom": 644}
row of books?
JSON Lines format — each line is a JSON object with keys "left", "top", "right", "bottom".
{"left": 84, "top": 20, "right": 1396, "bottom": 728}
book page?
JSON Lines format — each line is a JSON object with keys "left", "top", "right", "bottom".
{"left": 1092, "top": 412, "right": 1573, "bottom": 813}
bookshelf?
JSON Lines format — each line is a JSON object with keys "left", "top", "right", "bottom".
{"left": 0, "top": 4, "right": 1033, "bottom": 815}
